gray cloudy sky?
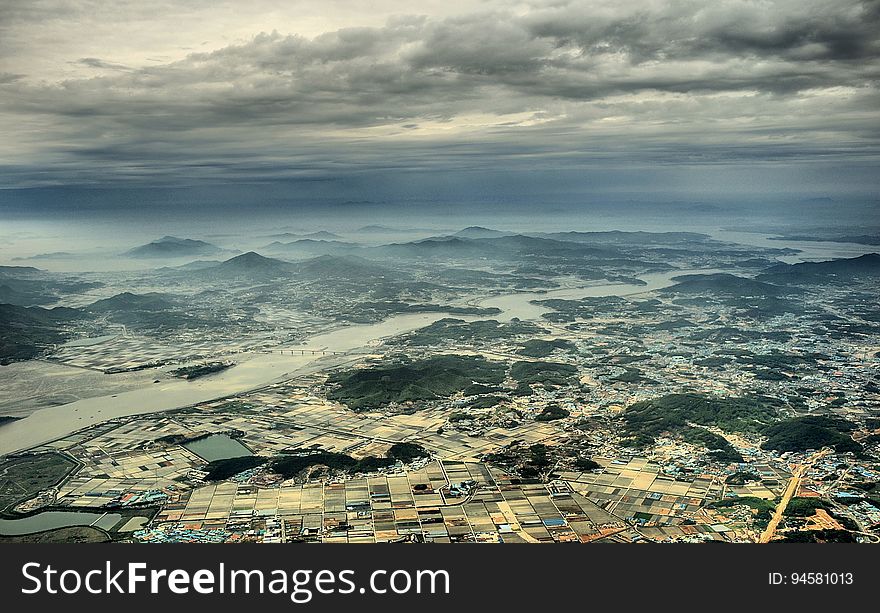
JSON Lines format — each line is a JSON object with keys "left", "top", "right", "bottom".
{"left": 1, "top": 0, "right": 878, "bottom": 202}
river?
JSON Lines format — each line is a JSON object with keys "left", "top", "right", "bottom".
{"left": 710, "top": 229, "right": 876, "bottom": 264}
{"left": 477, "top": 268, "right": 726, "bottom": 321}
{"left": 0, "top": 311, "right": 494, "bottom": 455}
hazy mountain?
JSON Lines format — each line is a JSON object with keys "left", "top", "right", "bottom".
{"left": 177, "top": 251, "right": 393, "bottom": 284}
{"left": 0, "top": 303, "right": 83, "bottom": 325}
{"left": 0, "top": 266, "right": 102, "bottom": 306}
{"left": 125, "top": 235, "right": 224, "bottom": 258}
{"left": 0, "top": 303, "right": 86, "bottom": 362}
{"left": 0, "top": 265, "right": 44, "bottom": 278}
{"left": 200, "top": 251, "right": 294, "bottom": 280}
{"left": 87, "top": 292, "right": 176, "bottom": 312}
{"left": 661, "top": 273, "right": 793, "bottom": 297}
{"left": 758, "top": 253, "right": 880, "bottom": 284}
{"left": 532, "top": 230, "right": 712, "bottom": 245}
{"left": 372, "top": 234, "right": 620, "bottom": 261}
{"left": 11, "top": 252, "right": 75, "bottom": 261}
{"left": 357, "top": 225, "right": 407, "bottom": 233}
{"left": 265, "top": 231, "right": 344, "bottom": 241}
{"left": 261, "top": 239, "right": 360, "bottom": 257}
{"left": 158, "top": 259, "right": 222, "bottom": 272}
{"left": 453, "top": 226, "right": 512, "bottom": 239}
{"left": 84, "top": 291, "right": 222, "bottom": 332}
{"left": 0, "top": 284, "right": 54, "bottom": 306}
{"left": 295, "top": 254, "right": 393, "bottom": 281}
{"left": 483, "top": 234, "right": 617, "bottom": 256}
{"left": 373, "top": 236, "right": 488, "bottom": 259}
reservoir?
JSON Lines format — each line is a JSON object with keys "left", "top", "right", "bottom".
{"left": 0, "top": 511, "right": 121, "bottom": 536}
{"left": 182, "top": 433, "right": 253, "bottom": 462}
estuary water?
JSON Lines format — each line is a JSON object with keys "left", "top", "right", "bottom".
{"left": 711, "top": 229, "right": 876, "bottom": 264}
{"left": 0, "top": 311, "right": 486, "bottom": 454}
{"left": 477, "top": 268, "right": 726, "bottom": 321}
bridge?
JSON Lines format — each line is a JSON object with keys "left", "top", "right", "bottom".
{"left": 264, "top": 348, "right": 348, "bottom": 356}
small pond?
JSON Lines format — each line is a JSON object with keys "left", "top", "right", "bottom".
{"left": 0, "top": 511, "right": 122, "bottom": 535}
{"left": 182, "top": 433, "right": 253, "bottom": 462}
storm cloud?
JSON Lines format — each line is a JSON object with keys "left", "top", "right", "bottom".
{"left": 0, "top": 0, "right": 878, "bottom": 196}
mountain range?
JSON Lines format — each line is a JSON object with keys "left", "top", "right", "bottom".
{"left": 125, "top": 236, "right": 227, "bottom": 258}
{"left": 758, "top": 253, "right": 880, "bottom": 284}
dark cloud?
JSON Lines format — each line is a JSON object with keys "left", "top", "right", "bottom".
{"left": 523, "top": 0, "right": 880, "bottom": 63}
{"left": 0, "top": 72, "right": 25, "bottom": 83}
{"left": 74, "top": 57, "right": 132, "bottom": 71}
{"left": 0, "top": 0, "right": 877, "bottom": 194}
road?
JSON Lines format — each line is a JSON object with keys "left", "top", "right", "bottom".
{"left": 759, "top": 449, "right": 829, "bottom": 543}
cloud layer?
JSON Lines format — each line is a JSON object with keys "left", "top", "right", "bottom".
{"left": 0, "top": 0, "right": 878, "bottom": 195}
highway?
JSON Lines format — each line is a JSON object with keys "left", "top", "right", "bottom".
{"left": 759, "top": 449, "right": 829, "bottom": 543}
